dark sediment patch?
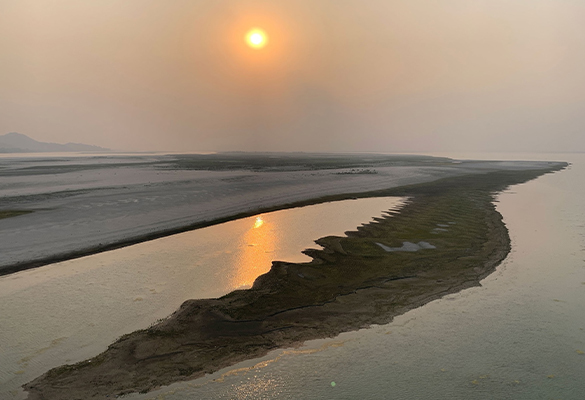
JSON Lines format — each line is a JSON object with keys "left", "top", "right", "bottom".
{"left": 0, "top": 210, "right": 33, "bottom": 220}
{"left": 24, "top": 165, "right": 566, "bottom": 400}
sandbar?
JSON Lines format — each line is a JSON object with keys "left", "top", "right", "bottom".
{"left": 24, "top": 163, "right": 567, "bottom": 399}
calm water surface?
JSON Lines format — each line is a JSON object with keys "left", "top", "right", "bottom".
{"left": 124, "top": 153, "right": 585, "bottom": 400}
{"left": 0, "top": 197, "right": 403, "bottom": 399}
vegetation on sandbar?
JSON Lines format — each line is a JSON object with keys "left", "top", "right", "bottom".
{"left": 0, "top": 210, "right": 33, "bottom": 220}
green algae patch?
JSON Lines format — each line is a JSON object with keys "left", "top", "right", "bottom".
{"left": 24, "top": 165, "right": 567, "bottom": 400}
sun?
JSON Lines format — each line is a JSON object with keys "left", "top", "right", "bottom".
{"left": 246, "top": 28, "right": 268, "bottom": 49}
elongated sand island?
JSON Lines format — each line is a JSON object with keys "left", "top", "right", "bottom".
{"left": 24, "top": 164, "right": 567, "bottom": 399}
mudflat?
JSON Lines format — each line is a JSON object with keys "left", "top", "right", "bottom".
{"left": 24, "top": 164, "right": 566, "bottom": 399}
{"left": 0, "top": 153, "right": 554, "bottom": 275}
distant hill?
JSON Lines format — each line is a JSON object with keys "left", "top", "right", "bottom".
{"left": 0, "top": 132, "right": 110, "bottom": 153}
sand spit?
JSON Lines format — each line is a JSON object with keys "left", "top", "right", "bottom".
{"left": 23, "top": 164, "right": 567, "bottom": 400}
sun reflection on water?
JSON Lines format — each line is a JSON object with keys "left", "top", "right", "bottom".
{"left": 232, "top": 215, "right": 276, "bottom": 289}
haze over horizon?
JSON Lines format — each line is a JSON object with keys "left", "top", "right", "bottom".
{"left": 1, "top": 0, "right": 584, "bottom": 153}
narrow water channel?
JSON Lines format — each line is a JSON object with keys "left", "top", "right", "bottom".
{"left": 0, "top": 197, "right": 403, "bottom": 399}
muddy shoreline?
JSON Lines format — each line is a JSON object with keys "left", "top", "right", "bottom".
{"left": 24, "top": 165, "right": 566, "bottom": 399}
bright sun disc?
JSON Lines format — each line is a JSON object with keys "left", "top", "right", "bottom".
{"left": 246, "top": 29, "right": 267, "bottom": 49}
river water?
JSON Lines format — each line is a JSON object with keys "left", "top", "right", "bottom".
{"left": 124, "top": 153, "right": 585, "bottom": 400}
{"left": 2, "top": 153, "right": 584, "bottom": 400}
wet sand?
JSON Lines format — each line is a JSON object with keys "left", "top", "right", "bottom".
{"left": 24, "top": 164, "right": 567, "bottom": 399}
{"left": 1, "top": 153, "right": 559, "bottom": 276}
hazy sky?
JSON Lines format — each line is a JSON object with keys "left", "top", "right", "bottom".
{"left": 1, "top": 0, "right": 584, "bottom": 152}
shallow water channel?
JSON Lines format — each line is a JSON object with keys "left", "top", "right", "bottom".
{"left": 124, "top": 153, "right": 585, "bottom": 400}
{"left": 0, "top": 197, "right": 403, "bottom": 399}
